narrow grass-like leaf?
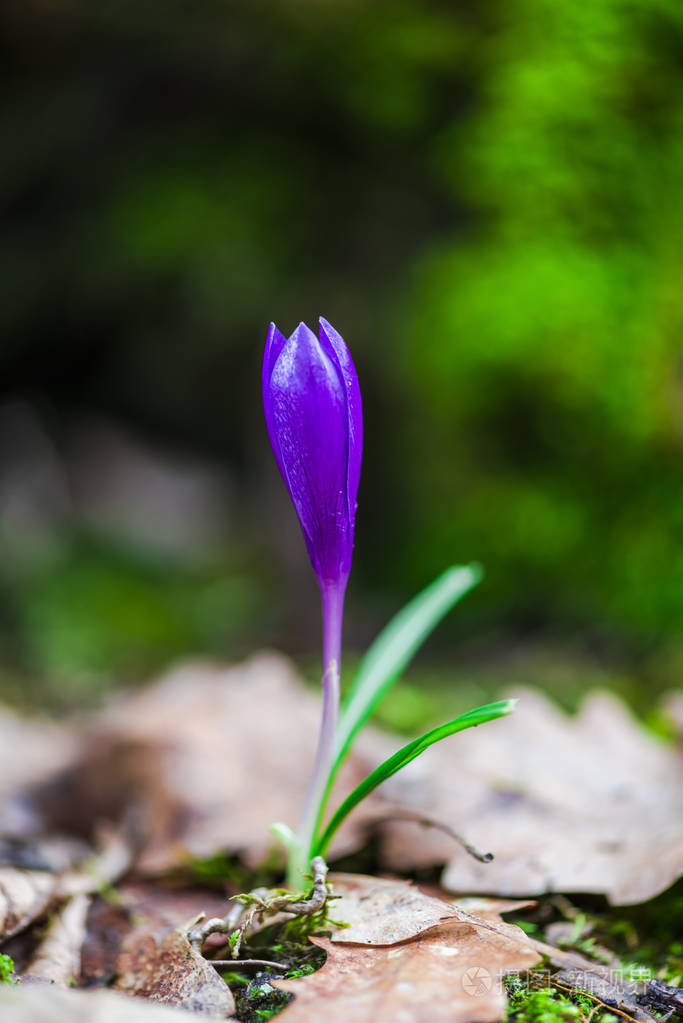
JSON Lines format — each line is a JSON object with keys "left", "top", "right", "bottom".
{"left": 335, "top": 564, "right": 482, "bottom": 774}
{"left": 307, "top": 565, "right": 483, "bottom": 854}
{"left": 312, "top": 699, "right": 515, "bottom": 858}
{"left": 270, "top": 821, "right": 299, "bottom": 852}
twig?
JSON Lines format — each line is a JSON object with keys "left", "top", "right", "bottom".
{"left": 551, "top": 974, "right": 654, "bottom": 1023}
{"left": 209, "top": 959, "right": 288, "bottom": 971}
{"left": 642, "top": 978, "right": 683, "bottom": 1018}
{"left": 188, "top": 856, "right": 330, "bottom": 961}
{"left": 367, "top": 810, "right": 494, "bottom": 863}
{"left": 277, "top": 856, "right": 328, "bottom": 914}
{"left": 187, "top": 902, "right": 244, "bottom": 955}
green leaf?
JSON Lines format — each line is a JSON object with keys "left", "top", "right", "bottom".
{"left": 270, "top": 821, "right": 299, "bottom": 852}
{"left": 335, "top": 564, "right": 482, "bottom": 776}
{"left": 308, "top": 565, "right": 483, "bottom": 854}
{"left": 312, "top": 698, "right": 515, "bottom": 858}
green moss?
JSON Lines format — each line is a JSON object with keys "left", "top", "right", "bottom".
{"left": 218, "top": 970, "right": 249, "bottom": 988}
{"left": 505, "top": 976, "right": 617, "bottom": 1023}
{"left": 504, "top": 881, "right": 683, "bottom": 1023}
{"left": 601, "top": 883, "right": 683, "bottom": 987}
{"left": 233, "top": 973, "right": 292, "bottom": 1022}
{"left": 224, "top": 925, "right": 326, "bottom": 1023}
{"left": 541, "top": 883, "right": 683, "bottom": 985}
{"left": 0, "top": 953, "right": 17, "bottom": 985}
{"left": 183, "top": 851, "right": 284, "bottom": 893}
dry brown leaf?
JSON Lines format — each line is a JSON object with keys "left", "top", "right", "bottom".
{"left": 277, "top": 917, "right": 540, "bottom": 1022}
{"left": 376, "top": 688, "right": 683, "bottom": 904}
{"left": 0, "top": 706, "right": 75, "bottom": 839}
{"left": 24, "top": 892, "right": 90, "bottom": 985}
{"left": 80, "top": 882, "right": 231, "bottom": 989}
{"left": 114, "top": 925, "right": 235, "bottom": 1018}
{"left": 279, "top": 882, "right": 654, "bottom": 1023}
{"left": 274, "top": 880, "right": 541, "bottom": 1022}
{"left": 450, "top": 897, "right": 537, "bottom": 918}
{"left": 451, "top": 903, "right": 649, "bottom": 990}
{"left": 105, "top": 883, "right": 238, "bottom": 1017}
{"left": 0, "top": 867, "right": 58, "bottom": 940}
{"left": 4, "top": 659, "right": 681, "bottom": 906}
{"left": 27, "top": 654, "right": 390, "bottom": 873}
{"left": 328, "top": 873, "right": 458, "bottom": 944}
{"left": 0, "top": 823, "right": 134, "bottom": 946}
{"left": 0, "top": 984, "right": 212, "bottom": 1022}
{"left": 425, "top": 896, "right": 614, "bottom": 978}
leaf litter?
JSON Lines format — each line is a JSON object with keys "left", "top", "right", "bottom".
{"left": 323, "top": 873, "right": 457, "bottom": 944}
{"left": 16, "top": 655, "right": 392, "bottom": 874}
{"left": 375, "top": 688, "right": 683, "bottom": 905}
{"left": 0, "top": 984, "right": 209, "bottom": 1022}
{"left": 1, "top": 654, "right": 682, "bottom": 1021}
{"left": 274, "top": 877, "right": 542, "bottom": 1023}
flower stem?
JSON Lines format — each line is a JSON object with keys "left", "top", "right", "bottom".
{"left": 288, "top": 576, "right": 347, "bottom": 886}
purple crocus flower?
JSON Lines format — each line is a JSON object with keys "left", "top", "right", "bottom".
{"left": 263, "top": 317, "right": 362, "bottom": 590}
{"left": 263, "top": 317, "right": 362, "bottom": 868}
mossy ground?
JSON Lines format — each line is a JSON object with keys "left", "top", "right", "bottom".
{"left": 221, "top": 925, "right": 327, "bottom": 1023}
{"left": 178, "top": 858, "right": 332, "bottom": 1022}
{"left": 221, "top": 886, "right": 683, "bottom": 1023}
{"left": 188, "top": 843, "right": 682, "bottom": 1022}
{"left": 508, "top": 882, "right": 683, "bottom": 987}
{"left": 503, "top": 882, "right": 683, "bottom": 1023}
{"left": 504, "top": 976, "right": 618, "bottom": 1023}
{"left": 1, "top": 654, "right": 679, "bottom": 1019}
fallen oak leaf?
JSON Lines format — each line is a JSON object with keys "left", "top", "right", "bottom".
{"left": 228, "top": 872, "right": 462, "bottom": 952}
{"left": 102, "top": 884, "right": 240, "bottom": 1016}
{"left": 81, "top": 881, "right": 231, "bottom": 989}
{"left": 114, "top": 925, "right": 236, "bottom": 1019}
{"left": 272, "top": 881, "right": 541, "bottom": 1022}
{"left": 449, "top": 897, "right": 537, "bottom": 918}
{"left": 378, "top": 890, "right": 660, "bottom": 1022}
{"left": 327, "top": 873, "right": 459, "bottom": 944}
{"left": 276, "top": 889, "right": 661, "bottom": 1023}
{"left": 275, "top": 916, "right": 541, "bottom": 1023}
{"left": 7, "top": 661, "right": 681, "bottom": 906}
{"left": 26, "top": 655, "right": 392, "bottom": 873}
{"left": 377, "top": 688, "right": 683, "bottom": 905}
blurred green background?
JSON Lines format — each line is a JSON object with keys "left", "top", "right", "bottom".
{"left": 1, "top": 0, "right": 682, "bottom": 718}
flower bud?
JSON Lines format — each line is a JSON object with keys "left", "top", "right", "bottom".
{"left": 263, "top": 318, "right": 362, "bottom": 586}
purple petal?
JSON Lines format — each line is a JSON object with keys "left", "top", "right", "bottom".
{"left": 318, "top": 317, "right": 363, "bottom": 531}
{"left": 269, "top": 322, "right": 350, "bottom": 580}
{"left": 262, "top": 322, "right": 289, "bottom": 481}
